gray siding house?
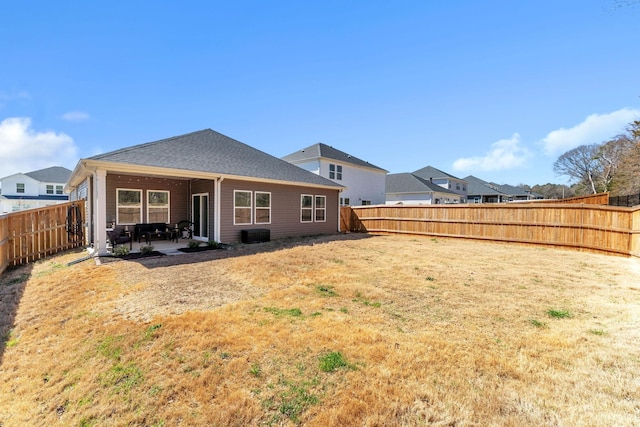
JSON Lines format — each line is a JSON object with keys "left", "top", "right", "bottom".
{"left": 66, "top": 129, "right": 344, "bottom": 256}
{"left": 386, "top": 166, "right": 466, "bottom": 205}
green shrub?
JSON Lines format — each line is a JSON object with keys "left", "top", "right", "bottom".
{"left": 140, "top": 245, "right": 154, "bottom": 255}
{"left": 113, "top": 246, "right": 129, "bottom": 257}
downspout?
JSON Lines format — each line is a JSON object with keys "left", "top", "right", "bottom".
{"left": 215, "top": 176, "right": 224, "bottom": 242}
{"left": 337, "top": 188, "right": 343, "bottom": 233}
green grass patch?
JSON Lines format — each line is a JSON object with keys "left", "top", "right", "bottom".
{"left": 264, "top": 307, "right": 303, "bottom": 318}
{"left": 142, "top": 324, "right": 162, "bottom": 341}
{"left": 100, "top": 363, "right": 143, "bottom": 394}
{"left": 353, "top": 292, "right": 381, "bottom": 308}
{"left": 318, "top": 351, "right": 356, "bottom": 373}
{"left": 529, "top": 319, "right": 546, "bottom": 328}
{"left": 588, "top": 328, "right": 606, "bottom": 336}
{"left": 315, "top": 285, "right": 338, "bottom": 297}
{"left": 97, "top": 335, "right": 124, "bottom": 361}
{"left": 249, "top": 363, "right": 262, "bottom": 377}
{"left": 546, "top": 309, "right": 571, "bottom": 319}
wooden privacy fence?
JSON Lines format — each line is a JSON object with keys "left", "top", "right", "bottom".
{"left": 342, "top": 202, "right": 640, "bottom": 258}
{"left": 0, "top": 200, "right": 85, "bottom": 274}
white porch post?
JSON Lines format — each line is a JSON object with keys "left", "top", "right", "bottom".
{"left": 94, "top": 169, "right": 109, "bottom": 256}
{"left": 214, "top": 177, "right": 224, "bottom": 242}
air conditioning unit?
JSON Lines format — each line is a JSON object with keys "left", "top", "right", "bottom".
{"left": 241, "top": 228, "right": 270, "bottom": 244}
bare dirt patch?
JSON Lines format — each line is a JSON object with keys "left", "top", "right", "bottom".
{"left": 1, "top": 233, "right": 639, "bottom": 426}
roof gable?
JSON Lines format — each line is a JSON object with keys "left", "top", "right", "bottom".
{"left": 86, "top": 129, "right": 343, "bottom": 189}
{"left": 25, "top": 166, "right": 72, "bottom": 183}
{"left": 463, "top": 175, "right": 504, "bottom": 195}
{"left": 413, "top": 166, "right": 462, "bottom": 181}
{"left": 282, "top": 143, "right": 387, "bottom": 172}
{"left": 386, "top": 173, "right": 460, "bottom": 195}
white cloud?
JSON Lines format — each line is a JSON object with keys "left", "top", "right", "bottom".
{"left": 452, "top": 133, "right": 531, "bottom": 172}
{"left": 61, "top": 111, "right": 90, "bottom": 122}
{"left": 540, "top": 108, "right": 640, "bottom": 156}
{"left": 0, "top": 117, "right": 78, "bottom": 177}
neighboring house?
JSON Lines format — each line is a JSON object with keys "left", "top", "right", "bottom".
{"left": 386, "top": 173, "right": 464, "bottom": 205}
{"left": 0, "top": 166, "right": 71, "bottom": 213}
{"left": 385, "top": 166, "right": 466, "bottom": 205}
{"left": 65, "top": 129, "right": 345, "bottom": 256}
{"left": 282, "top": 143, "right": 387, "bottom": 206}
{"left": 464, "top": 175, "right": 544, "bottom": 203}
{"left": 411, "top": 166, "right": 468, "bottom": 200}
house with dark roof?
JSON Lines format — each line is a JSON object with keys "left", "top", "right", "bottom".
{"left": 386, "top": 173, "right": 464, "bottom": 205}
{"left": 385, "top": 166, "right": 467, "bottom": 205}
{"left": 0, "top": 166, "right": 71, "bottom": 213}
{"left": 464, "top": 175, "right": 543, "bottom": 203}
{"left": 282, "top": 143, "right": 387, "bottom": 206}
{"left": 65, "top": 129, "right": 345, "bottom": 256}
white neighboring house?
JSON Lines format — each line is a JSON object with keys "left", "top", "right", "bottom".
{"left": 282, "top": 143, "right": 388, "bottom": 206}
{"left": 385, "top": 166, "right": 467, "bottom": 205}
{"left": 0, "top": 166, "right": 72, "bottom": 213}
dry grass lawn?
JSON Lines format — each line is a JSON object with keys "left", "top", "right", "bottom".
{"left": 0, "top": 233, "right": 639, "bottom": 426}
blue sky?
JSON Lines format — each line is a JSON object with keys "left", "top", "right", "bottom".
{"left": 1, "top": 0, "right": 639, "bottom": 186}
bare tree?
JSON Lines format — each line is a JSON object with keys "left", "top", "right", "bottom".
{"left": 553, "top": 144, "right": 602, "bottom": 194}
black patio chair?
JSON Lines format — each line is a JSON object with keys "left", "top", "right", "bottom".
{"left": 176, "top": 220, "right": 194, "bottom": 239}
{"left": 107, "top": 228, "right": 132, "bottom": 250}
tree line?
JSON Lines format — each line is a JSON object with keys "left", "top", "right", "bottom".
{"left": 546, "top": 120, "right": 640, "bottom": 198}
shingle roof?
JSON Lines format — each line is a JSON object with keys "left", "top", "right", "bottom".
{"left": 412, "top": 166, "right": 462, "bottom": 181}
{"left": 386, "top": 173, "right": 460, "bottom": 195}
{"left": 24, "top": 166, "right": 72, "bottom": 183}
{"left": 463, "top": 175, "right": 504, "bottom": 196}
{"left": 88, "top": 129, "right": 343, "bottom": 189}
{"left": 282, "top": 143, "right": 387, "bottom": 172}
{"left": 489, "top": 182, "right": 531, "bottom": 196}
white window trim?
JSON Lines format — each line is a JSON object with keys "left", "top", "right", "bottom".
{"left": 116, "top": 188, "right": 143, "bottom": 225}
{"left": 46, "top": 184, "right": 54, "bottom": 194}
{"left": 234, "top": 190, "right": 253, "bottom": 225}
{"left": 147, "top": 189, "right": 170, "bottom": 223}
{"left": 254, "top": 191, "right": 271, "bottom": 225}
{"left": 301, "top": 194, "right": 313, "bottom": 223}
{"left": 315, "top": 195, "right": 327, "bottom": 222}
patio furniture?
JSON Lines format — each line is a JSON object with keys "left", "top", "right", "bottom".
{"left": 176, "top": 220, "right": 194, "bottom": 239}
{"left": 134, "top": 223, "right": 172, "bottom": 243}
{"left": 107, "top": 228, "right": 132, "bottom": 250}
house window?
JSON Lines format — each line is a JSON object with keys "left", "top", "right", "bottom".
{"left": 255, "top": 192, "right": 271, "bottom": 224}
{"left": 315, "top": 195, "right": 326, "bottom": 222}
{"left": 456, "top": 183, "right": 460, "bottom": 190}
{"left": 148, "top": 190, "right": 170, "bottom": 223}
{"left": 117, "top": 189, "right": 142, "bottom": 225}
{"left": 56, "top": 185, "right": 64, "bottom": 195}
{"left": 301, "top": 194, "right": 313, "bottom": 222}
{"left": 340, "top": 197, "right": 350, "bottom": 206}
{"left": 16, "top": 183, "right": 25, "bottom": 194}
{"left": 234, "top": 190, "right": 252, "bottom": 225}
{"left": 46, "top": 185, "right": 54, "bottom": 194}
{"left": 361, "top": 200, "right": 371, "bottom": 206}
{"left": 329, "top": 164, "right": 343, "bottom": 180}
